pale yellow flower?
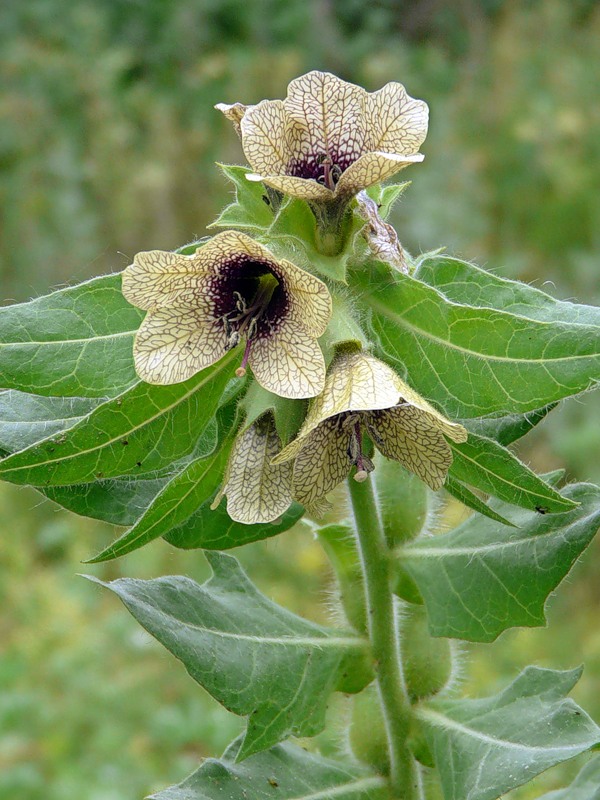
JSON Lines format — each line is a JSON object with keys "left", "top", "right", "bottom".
{"left": 122, "top": 231, "right": 332, "bottom": 399}
{"left": 273, "top": 350, "right": 467, "bottom": 507}
{"left": 217, "top": 71, "right": 428, "bottom": 202}
{"left": 213, "top": 412, "right": 293, "bottom": 524}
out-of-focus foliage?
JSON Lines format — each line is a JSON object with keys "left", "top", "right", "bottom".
{"left": 2, "top": 1, "right": 600, "bottom": 798}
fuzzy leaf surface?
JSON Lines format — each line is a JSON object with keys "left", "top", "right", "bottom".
{"left": 87, "top": 552, "right": 370, "bottom": 760}
{"left": 0, "top": 353, "right": 237, "bottom": 486}
{"left": 417, "top": 667, "right": 600, "bottom": 800}
{"left": 0, "top": 275, "right": 143, "bottom": 397}
{"left": 149, "top": 740, "right": 387, "bottom": 800}
{"left": 463, "top": 404, "right": 555, "bottom": 446}
{"left": 0, "top": 391, "right": 100, "bottom": 453}
{"left": 354, "top": 260, "right": 600, "bottom": 418}
{"left": 443, "top": 476, "right": 516, "bottom": 527}
{"left": 399, "top": 483, "right": 600, "bottom": 641}
{"left": 537, "top": 757, "right": 600, "bottom": 799}
{"left": 449, "top": 431, "right": 576, "bottom": 513}
{"left": 416, "top": 255, "right": 600, "bottom": 325}
{"left": 164, "top": 497, "right": 304, "bottom": 550}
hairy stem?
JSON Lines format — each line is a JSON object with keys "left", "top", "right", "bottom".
{"left": 348, "top": 475, "right": 420, "bottom": 800}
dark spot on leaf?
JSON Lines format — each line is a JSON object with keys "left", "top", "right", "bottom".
{"left": 121, "top": 439, "right": 129, "bottom": 446}
{"left": 268, "top": 778, "right": 279, "bottom": 788}
{"left": 262, "top": 195, "right": 270, "bottom": 205}
{"left": 136, "top": 461, "right": 142, "bottom": 467}
{"left": 96, "top": 472, "right": 104, "bottom": 479}
{"left": 535, "top": 505, "right": 548, "bottom": 514}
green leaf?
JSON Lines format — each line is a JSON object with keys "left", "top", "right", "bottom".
{"left": 365, "top": 181, "right": 409, "bottom": 220}
{"left": 449, "top": 431, "right": 576, "bottom": 513}
{"left": 149, "top": 740, "right": 387, "bottom": 800}
{"left": 41, "top": 421, "right": 219, "bottom": 525}
{"left": 463, "top": 404, "right": 556, "bottom": 445}
{"left": 0, "top": 351, "right": 238, "bottom": 486}
{"left": 399, "top": 482, "right": 600, "bottom": 641}
{"left": 537, "top": 756, "right": 600, "bottom": 799}
{"left": 416, "top": 666, "right": 600, "bottom": 800}
{"left": 353, "top": 259, "right": 600, "bottom": 418}
{"left": 209, "top": 164, "right": 274, "bottom": 231}
{"left": 444, "top": 476, "right": 516, "bottom": 527}
{"left": 416, "top": 255, "right": 600, "bottom": 325}
{"left": 163, "top": 498, "right": 304, "bottom": 550}
{"left": 241, "top": 381, "right": 306, "bottom": 445}
{"left": 0, "top": 274, "right": 143, "bottom": 397}
{"left": 87, "top": 553, "right": 371, "bottom": 760}
{"left": 0, "top": 391, "right": 100, "bottom": 452}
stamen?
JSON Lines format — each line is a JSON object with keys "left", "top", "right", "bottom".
{"left": 235, "top": 339, "right": 252, "bottom": 378}
{"left": 348, "top": 418, "right": 375, "bottom": 482}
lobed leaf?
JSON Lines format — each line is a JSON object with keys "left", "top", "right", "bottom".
{"left": 353, "top": 260, "right": 600, "bottom": 418}
{"left": 399, "top": 482, "right": 600, "bottom": 641}
{"left": 86, "top": 552, "right": 371, "bottom": 760}
{"left": 463, "top": 404, "right": 556, "bottom": 446}
{"left": 0, "top": 274, "right": 143, "bottom": 397}
{"left": 149, "top": 740, "right": 387, "bottom": 800}
{"left": 443, "top": 476, "right": 516, "bottom": 527}
{"left": 0, "top": 352, "right": 237, "bottom": 486}
{"left": 449, "top": 430, "right": 576, "bottom": 514}
{"left": 417, "top": 666, "right": 600, "bottom": 800}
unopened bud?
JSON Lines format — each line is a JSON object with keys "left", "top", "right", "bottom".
{"left": 353, "top": 469, "right": 369, "bottom": 483}
{"left": 235, "top": 366, "right": 247, "bottom": 378}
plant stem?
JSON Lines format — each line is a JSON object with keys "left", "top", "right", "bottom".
{"left": 348, "top": 475, "right": 419, "bottom": 800}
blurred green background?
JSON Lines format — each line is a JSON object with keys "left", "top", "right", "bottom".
{"left": 2, "top": 1, "right": 600, "bottom": 798}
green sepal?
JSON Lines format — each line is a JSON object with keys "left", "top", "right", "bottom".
{"left": 241, "top": 382, "right": 305, "bottom": 445}
{"left": 365, "top": 181, "right": 410, "bottom": 220}
{"left": 320, "top": 293, "right": 368, "bottom": 365}
{"left": 86, "top": 552, "right": 371, "bottom": 760}
{"left": 208, "top": 164, "right": 274, "bottom": 232}
{"left": 374, "top": 455, "right": 430, "bottom": 545}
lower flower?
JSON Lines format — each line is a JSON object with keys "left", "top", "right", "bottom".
{"left": 272, "top": 350, "right": 467, "bottom": 508}
{"left": 213, "top": 412, "right": 293, "bottom": 524}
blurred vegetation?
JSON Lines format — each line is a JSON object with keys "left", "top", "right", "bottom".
{"left": 1, "top": 1, "right": 600, "bottom": 798}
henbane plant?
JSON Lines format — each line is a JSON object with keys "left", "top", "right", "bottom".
{"left": 3, "top": 70, "right": 600, "bottom": 799}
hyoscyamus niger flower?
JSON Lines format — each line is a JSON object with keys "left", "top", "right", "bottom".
{"left": 217, "top": 70, "right": 428, "bottom": 202}
{"left": 122, "top": 231, "right": 332, "bottom": 400}
{"left": 273, "top": 350, "right": 467, "bottom": 509}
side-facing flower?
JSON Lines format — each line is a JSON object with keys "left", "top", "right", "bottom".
{"left": 273, "top": 350, "right": 467, "bottom": 508}
{"left": 213, "top": 412, "right": 293, "bottom": 524}
{"left": 122, "top": 231, "right": 332, "bottom": 399}
{"left": 217, "top": 70, "right": 428, "bottom": 202}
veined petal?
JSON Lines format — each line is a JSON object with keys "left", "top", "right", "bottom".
{"left": 241, "top": 99, "right": 291, "bottom": 176}
{"left": 278, "top": 258, "right": 332, "bottom": 337}
{"left": 133, "top": 307, "right": 228, "bottom": 385}
{"left": 215, "top": 101, "right": 249, "bottom": 137}
{"left": 122, "top": 250, "right": 213, "bottom": 312}
{"left": 335, "top": 152, "right": 424, "bottom": 196}
{"left": 273, "top": 350, "right": 401, "bottom": 464}
{"left": 292, "top": 418, "right": 352, "bottom": 507}
{"left": 393, "top": 375, "right": 468, "bottom": 443}
{"left": 367, "top": 81, "right": 429, "bottom": 153}
{"left": 195, "top": 229, "right": 276, "bottom": 273}
{"left": 283, "top": 71, "right": 369, "bottom": 172}
{"left": 366, "top": 405, "right": 453, "bottom": 491}
{"left": 246, "top": 173, "right": 334, "bottom": 201}
{"left": 219, "top": 414, "right": 293, "bottom": 524}
{"left": 249, "top": 322, "right": 326, "bottom": 400}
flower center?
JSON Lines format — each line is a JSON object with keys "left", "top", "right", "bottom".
{"left": 340, "top": 413, "right": 374, "bottom": 482}
{"left": 316, "top": 154, "right": 343, "bottom": 191}
{"left": 218, "top": 271, "right": 280, "bottom": 378}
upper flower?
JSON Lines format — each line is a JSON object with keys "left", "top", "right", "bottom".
{"left": 273, "top": 350, "right": 467, "bottom": 508}
{"left": 217, "top": 71, "right": 428, "bottom": 202}
{"left": 122, "top": 231, "right": 332, "bottom": 399}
